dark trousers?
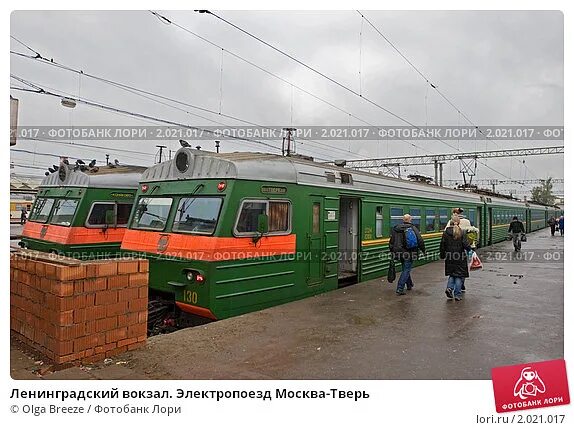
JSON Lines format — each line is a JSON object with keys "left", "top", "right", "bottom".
{"left": 550, "top": 225, "right": 556, "bottom": 236}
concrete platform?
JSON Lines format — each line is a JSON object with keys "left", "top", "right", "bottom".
{"left": 12, "top": 229, "right": 563, "bottom": 380}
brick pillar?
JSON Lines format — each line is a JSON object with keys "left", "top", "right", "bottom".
{"left": 10, "top": 251, "right": 149, "bottom": 364}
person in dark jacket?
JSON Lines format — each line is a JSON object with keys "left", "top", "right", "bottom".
{"left": 548, "top": 216, "right": 556, "bottom": 236}
{"left": 440, "top": 215, "right": 471, "bottom": 301}
{"left": 508, "top": 216, "right": 525, "bottom": 251}
{"left": 558, "top": 215, "right": 564, "bottom": 236}
{"left": 389, "top": 214, "right": 425, "bottom": 295}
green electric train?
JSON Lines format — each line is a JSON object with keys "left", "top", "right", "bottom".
{"left": 19, "top": 162, "right": 145, "bottom": 259}
{"left": 120, "top": 148, "right": 554, "bottom": 320}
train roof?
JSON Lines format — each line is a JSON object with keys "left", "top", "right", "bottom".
{"left": 41, "top": 164, "right": 145, "bottom": 189}
{"left": 141, "top": 148, "right": 533, "bottom": 207}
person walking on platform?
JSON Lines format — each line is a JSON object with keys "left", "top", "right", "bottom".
{"left": 440, "top": 215, "right": 471, "bottom": 301}
{"left": 389, "top": 214, "right": 426, "bottom": 296}
{"left": 558, "top": 215, "right": 564, "bottom": 236}
{"left": 508, "top": 216, "right": 526, "bottom": 252}
{"left": 446, "top": 208, "right": 471, "bottom": 231}
{"left": 445, "top": 208, "right": 478, "bottom": 292}
{"left": 548, "top": 216, "right": 556, "bottom": 236}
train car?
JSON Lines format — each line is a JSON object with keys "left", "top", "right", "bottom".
{"left": 121, "top": 148, "right": 533, "bottom": 320}
{"left": 19, "top": 162, "right": 145, "bottom": 259}
{"left": 527, "top": 203, "right": 548, "bottom": 233}
{"left": 482, "top": 196, "right": 528, "bottom": 244}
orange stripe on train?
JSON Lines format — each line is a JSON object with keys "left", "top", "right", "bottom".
{"left": 121, "top": 229, "right": 296, "bottom": 261}
{"left": 22, "top": 221, "right": 127, "bottom": 245}
{"left": 176, "top": 302, "right": 217, "bottom": 320}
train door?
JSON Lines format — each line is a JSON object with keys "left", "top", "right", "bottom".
{"left": 526, "top": 209, "right": 531, "bottom": 233}
{"left": 338, "top": 197, "right": 359, "bottom": 284}
{"left": 475, "top": 206, "right": 482, "bottom": 247}
{"left": 487, "top": 207, "right": 493, "bottom": 245}
{"left": 307, "top": 197, "right": 325, "bottom": 288}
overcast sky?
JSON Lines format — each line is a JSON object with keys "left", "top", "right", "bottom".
{"left": 10, "top": 10, "right": 564, "bottom": 196}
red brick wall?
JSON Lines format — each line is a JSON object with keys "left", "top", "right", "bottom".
{"left": 10, "top": 252, "right": 149, "bottom": 364}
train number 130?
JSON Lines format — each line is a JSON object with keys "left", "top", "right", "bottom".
{"left": 183, "top": 290, "right": 198, "bottom": 304}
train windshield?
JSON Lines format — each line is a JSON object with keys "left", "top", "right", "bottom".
{"left": 29, "top": 198, "right": 56, "bottom": 223}
{"left": 50, "top": 199, "right": 79, "bottom": 226}
{"left": 173, "top": 197, "right": 223, "bottom": 235}
{"left": 132, "top": 197, "right": 173, "bottom": 231}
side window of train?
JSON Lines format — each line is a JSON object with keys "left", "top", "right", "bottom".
{"left": 375, "top": 206, "right": 384, "bottom": 238}
{"left": 468, "top": 209, "right": 476, "bottom": 226}
{"left": 390, "top": 207, "right": 403, "bottom": 229}
{"left": 269, "top": 201, "right": 290, "bottom": 233}
{"left": 410, "top": 208, "right": 421, "bottom": 230}
{"left": 439, "top": 208, "right": 448, "bottom": 230}
{"left": 87, "top": 203, "right": 115, "bottom": 227}
{"left": 117, "top": 203, "right": 133, "bottom": 226}
{"left": 312, "top": 203, "right": 321, "bottom": 234}
{"left": 235, "top": 199, "right": 291, "bottom": 236}
{"left": 425, "top": 208, "right": 437, "bottom": 232}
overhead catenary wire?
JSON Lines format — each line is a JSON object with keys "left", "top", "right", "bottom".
{"left": 357, "top": 10, "right": 543, "bottom": 184}
{"left": 10, "top": 81, "right": 283, "bottom": 153}
{"left": 144, "top": 13, "right": 427, "bottom": 155}
{"left": 190, "top": 10, "right": 519, "bottom": 181}
{"left": 11, "top": 49, "right": 356, "bottom": 160}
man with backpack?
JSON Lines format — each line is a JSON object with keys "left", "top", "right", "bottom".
{"left": 389, "top": 213, "right": 426, "bottom": 295}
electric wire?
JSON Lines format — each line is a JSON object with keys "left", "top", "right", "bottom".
{"left": 191, "top": 10, "right": 517, "bottom": 181}
{"left": 11, "top": 50, "right": 350, "bottom": 160}
{"left": 357, "top": 10, "right": 545, "bottom": 185}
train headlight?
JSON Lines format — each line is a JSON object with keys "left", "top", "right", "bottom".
{"left": 217, "top": 181, "right": 226, "bottom": 192}
{"left": 183, "top": 269, "right": 206, "bottom": 284}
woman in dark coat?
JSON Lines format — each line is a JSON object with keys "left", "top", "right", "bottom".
{"left": 440, "top": 215, "right": 472, "bottom": 301}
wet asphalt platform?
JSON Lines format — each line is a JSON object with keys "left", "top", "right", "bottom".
{"left": 123, "top": 228, "right": 563, "bottom": 380}
{"left": 11, "top": 229, "right": 564, "bottom": 380}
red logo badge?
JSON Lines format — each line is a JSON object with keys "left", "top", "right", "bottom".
{"left": 491, "top": 359, "right": 570, "bottom": 413}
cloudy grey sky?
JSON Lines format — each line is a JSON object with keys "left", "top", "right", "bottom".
{"left": 10, "top": 10, "right": 564, "bottom": 196}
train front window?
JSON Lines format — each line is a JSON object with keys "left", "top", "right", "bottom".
{"left": 173, "top": 197, "right": 222, "bottom": 235}
{"left": 50, "top": 199, "right": 79, "bottom": 226}
{"left": 29, "top": 198, "right": 55, "bottom": 223}
{"left": 132, "top": 197, "right": 173, "bottom": 231}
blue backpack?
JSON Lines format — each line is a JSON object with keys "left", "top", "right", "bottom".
{"left": 404, "top": 227, "right": 418, "bottom": 250}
